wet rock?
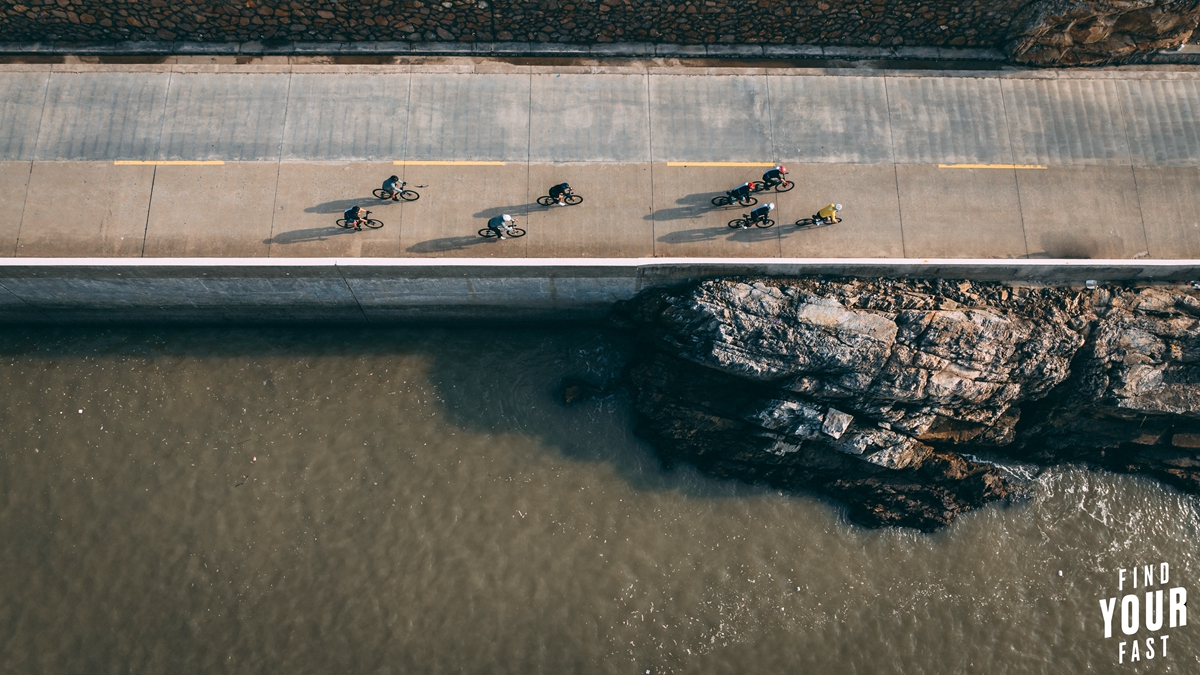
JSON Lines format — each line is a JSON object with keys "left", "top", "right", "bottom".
{"left": 1007, "top": 0, "right": 1200, "bottom": 65}
{"left": 617, "top": 279, "right": 1200, "bottom": 530}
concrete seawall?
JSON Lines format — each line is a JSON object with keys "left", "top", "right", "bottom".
{"left": 4, "top": 258, "right": 1200, "bottom": 323}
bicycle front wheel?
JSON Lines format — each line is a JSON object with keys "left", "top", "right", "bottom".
{"left": 507, "top": 227, "right": 527, "bottom": 238}
{"left": 775, "top": 180, "right": 795, "bottom": 193}
{"left": 756, "top": 218, "right": 775, "bottom": 229}
{"left": 564, "top": 194, "right": 583, "bottom": 206}
{"left": 398, "top": 190, "right": 419, "bottom": 202}
{"left": 364, "top": 218, "right": 384, "bottom": 229}
{"left": 728, "top": 219, "right": 748, "bottom": 229}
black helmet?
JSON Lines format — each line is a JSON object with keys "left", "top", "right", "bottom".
{"left": 350, "top": 205, "right": 361, "bottom": 212}
{"left": 389, "top": 175, "right": 399, "bottom": 182}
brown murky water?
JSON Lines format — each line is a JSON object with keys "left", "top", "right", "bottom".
{"left": 0, "top": 326, "right": 1197, "bottom": 674}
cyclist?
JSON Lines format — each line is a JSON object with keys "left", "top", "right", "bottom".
{"left": 729, "top": 181, "right": 753, "bottom": 204}
{"left": 762, "top": 165, "right": 788, "bottom": 187}
{"left": 814, "top": 203, "right": 843, "bottom": 225}
{"left": 487, "top": 214, "right": 518, "bottom": 240}
{"left": 382, "top": 175, "right": 406, "bottom": 201}
{"left": 548, "top": 182, "right": 572, "bottom": 206}
{"left": 740, "top": 202, "right": 775, "bottom": 229}
{"left": 343, "top": 205, "right": 366, "bottom": 231}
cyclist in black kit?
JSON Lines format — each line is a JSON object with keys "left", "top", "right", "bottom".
{"left": 739, "top": 202, "right": 775, "bottom": 229}
{"left": 344, "top": 205, "right": 366, "bottom": 231}
{"left": 762, "top": 165, "right": 787, "bottom": 187}
{"left": 549, "top": 182, "right": 572, "bottom": 206}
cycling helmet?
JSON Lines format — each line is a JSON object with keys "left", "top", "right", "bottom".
{"left": 779, "top": 165, "right": 787, "bottom": 172}
{"left": 768, "top": 202, "right": 776, "bottom": 210}
{"left": 389, "top": 175, "right": 399, "bottom": 182}
{"left": 350, "top": 205, "right": 361, "bottom": 212}
{"left": 834, "top": 204, "right": 843, "bottom": 211}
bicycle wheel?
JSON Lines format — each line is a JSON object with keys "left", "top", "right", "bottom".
{"left": 711, "top": 195, "right": 732, "bottom": 207}
{"left": 728, "top": 218, "right": 748, "bottom": 229}
{"left": 775, "top": 180, "right": 795, "bottom": 193}
{"left": 537, "top": 195, "right": 555, "bottom": 206}
{"left": 336, "top": 219, "right": 353, "bottom": 229}
{"left": 564, "top": 194, "right": 583, "bottom": 206}
{"left": 507, "top": 227, "right": 527, "bottom": 238}
{"left": 479, "top": 228, "right": 499, "bottom": 238}
{"left": 372, "top": 188, "right": 390, "bottom": 200}
{"left": 756, "top": 218, "right": 775, "bottom": 229}
{"left": 740, "top": 196, "right": 759, "bottom": 207}
{"left": 398, "top": 189, "right": 419, "bottom": 202}
{"left": 364, "top": 218, "right": 384, "bottom": 229}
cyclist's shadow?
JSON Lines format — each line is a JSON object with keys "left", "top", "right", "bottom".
{"left": 407, "top": 236, "right": 489, "bottom": 253}
{"left": 472, "top": 202, "right": 540, "bottom": 219}
{"left": 305, "top": 197, "right": 380, "bottom": 214}
{"left": 645, "top": 192, "right": 723, "bottom": 222}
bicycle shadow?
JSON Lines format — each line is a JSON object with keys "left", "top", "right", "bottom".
{"left": 727, "top": 226, "right": 782, "bottom": 243}
{"left": 644, "top": 192, "right": 724, "bottom": 223}
{"left": 407, "top": 236, "right": 490, "bottom": 253}
{"left": 305, "top": 197, "right": 389, "bottom": 214}
{"left": 472, "top": 202, "right": 541, "bottom": 219}
{"left": 657, "top": 227, "right": 724, "bottom": 244}
{"left": 264, "top": 226, "right": 356, "bottom": 246}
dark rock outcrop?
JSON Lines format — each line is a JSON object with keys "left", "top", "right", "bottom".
{"left": 1007, "top": 0, "right": 1200, "bottom": 66}
{"left": 615, "top": 278, "right": 1200, "bottom": 530}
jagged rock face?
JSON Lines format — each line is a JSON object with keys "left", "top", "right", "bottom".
{"left": 1007, "top": 0, "right": 1200, "bottom": 66}
{"left": 617, "top": 279, "right": 1200, "bottom": 531}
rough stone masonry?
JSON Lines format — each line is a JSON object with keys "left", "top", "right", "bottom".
{"left": 1, "top": 0, "right": 1197, "bottom": 65}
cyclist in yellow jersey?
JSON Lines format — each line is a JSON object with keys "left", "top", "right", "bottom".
{"left": 815, "top": 203, "right": 842, "bottom": 224}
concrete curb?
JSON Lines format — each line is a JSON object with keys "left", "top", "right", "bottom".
{"left": 0, "top": 40, "right": 1011, "bottom": 62}
{"left": 4, "top": 258, "right": 1198, "bottom": 322}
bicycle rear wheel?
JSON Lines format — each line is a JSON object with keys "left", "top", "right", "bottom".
{"left": 711, "top": 196, "right": 732, "bottom": 206}
{"left": 336, "top": 219, "right": 353, "bottom": 229}
{"left": 537, "top": 196, "right": 555, "bottom": 206}
{"left": 728, "top": 218, "right": 748, "bottom": 229}
{"left": 398, "top": 190, "right": 419, "bottom": 202}
{"left": 372, "top": 188, "right": 389, "bottom": 200}
{"left": 775, "top": 180, "right": 795, "bottom": 193}
{"left": 364, "top": 218, "right": 384, "bottom": 229}
{"left": 756, "top": 218, "right": 775, "bottom": 228}
{"left": 479, "top": 228, "right": 499, "bottom": 238}
{"left": 564, "top": 194, "right": 583, "bottom": 206}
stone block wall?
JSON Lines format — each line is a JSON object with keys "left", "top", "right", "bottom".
{"left": 0, "top": 0, "right": 1023, "bottom": 49}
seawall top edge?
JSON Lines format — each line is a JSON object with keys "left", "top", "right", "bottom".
{"left": 1, "top": 258, "right": 1199, "bottom": 268}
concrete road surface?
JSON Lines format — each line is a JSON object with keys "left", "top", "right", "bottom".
{"left": 3, "top": 60, "right": 1199, "bottom": 259}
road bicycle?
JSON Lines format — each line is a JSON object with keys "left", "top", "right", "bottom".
{"left": 336, "top": 210, "right": 384, "bottom": 229}
{"left": 372, "top": 184, "right": 420, "bottom": 201}
{"left": 794, "top": 216, "right": 842, "bottom": 229}
{"left": 753, "top": 178, "right": 795, "bottom": 194}
{"left": 537, "top": 191, "right": 583, "bottom": 207}
{"left": 478, "top": 226, "right": 527, "bottom": 238}
{"left": 728, "top": 214, "right": 775, "bottom": 229}
{"left": 711, "top": 189, "right": 758, "bottom": 208}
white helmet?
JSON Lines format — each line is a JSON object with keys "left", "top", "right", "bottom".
{"left": 834, "top": 204, "right": 843, "bottom": 211}
{"left": 768, "top": 202, "right": 776, "bottom": 210}
{"left": 502, "top": 214, "right": 513, "bottom": 222}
